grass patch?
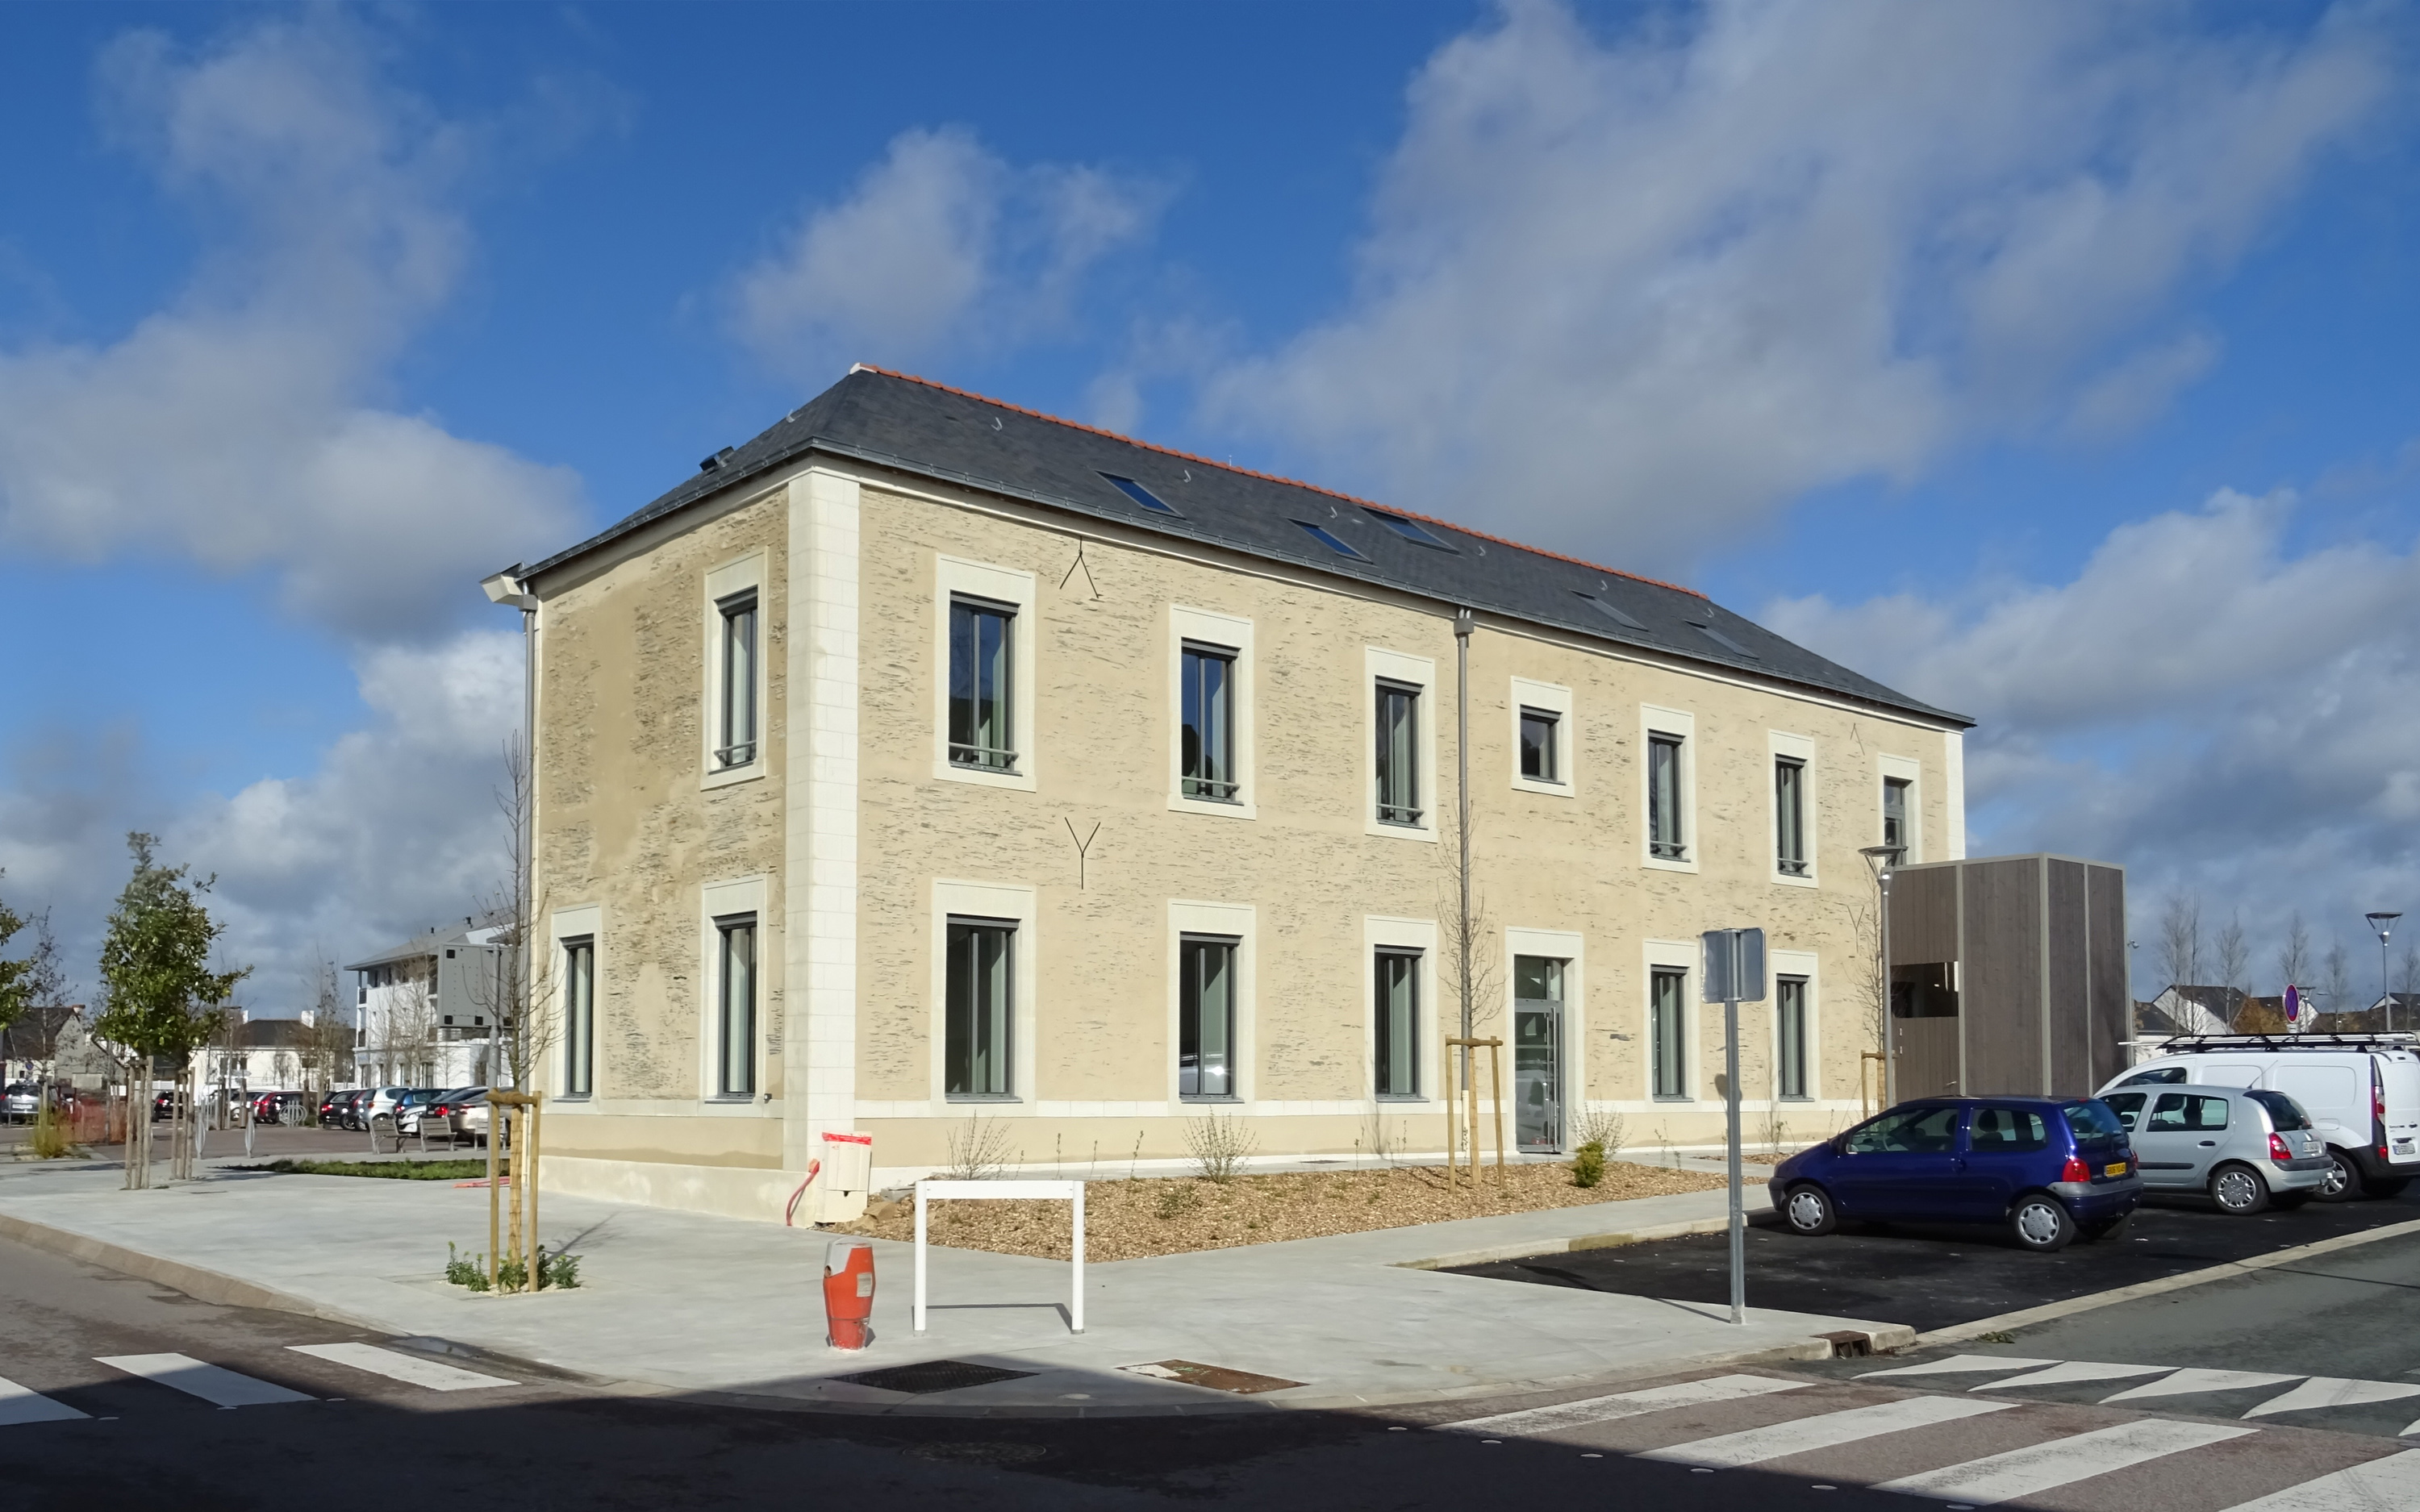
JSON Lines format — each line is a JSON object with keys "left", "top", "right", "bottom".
{"left": 246, "top": 1158, "right": 492, "bottom": 1181}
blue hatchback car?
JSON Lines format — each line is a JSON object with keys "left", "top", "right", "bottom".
{"left": 1768, "top": 1096, "right": 2142, "bottom": 1252}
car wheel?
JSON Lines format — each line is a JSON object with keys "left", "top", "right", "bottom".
{"left": 2010, "top": 1193, "right": 2076, "bottom": 1252}
{"left": 2361, "top": 1176, "right": 2410, "bottom": 1199}
{"left": 2210, "top": 1163, "right": 2271, "bottom": 1215}
{"left": 2080, "top": 1213, "right": 2132, "bottom": 1242}
{"left": 2314, "top": 1148, "right": 2362, "bottom": 1203}
{"left": 1783, "top": 1184, "right": 1838, "bottom": 1235}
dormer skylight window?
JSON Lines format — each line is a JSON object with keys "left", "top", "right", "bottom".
{"left": 1366, "top": 509, "right": 1456, "bottom": 551}
{"left": 1688, "top": 619, "right": 1758, "bottom": 658}
{"left": 1574, "top": 592, "right": 1646, "bottom": 631}
{"left": 1101, "top": 473, "right": 1179, "bottom": 515}
{"left": 1293, "top": 520, "right": 1366, "bottom": 560}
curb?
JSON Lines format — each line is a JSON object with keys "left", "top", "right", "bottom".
{"left": 1395, "top": 1204, "right": 1773, "bottom": 1272}
{"left": 1914, "top": 1215, "right": 2420, "bottom": 1347}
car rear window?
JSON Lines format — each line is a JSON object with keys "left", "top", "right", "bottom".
{"left": 1971, "top": 1107, "right": 2050, "bottom": 1151}
{"left": 2247, "top": 1089, "right": 2312, "bottom": 1131}
{"left": 2063, "top": 1100, "right": 2126, "bottom": 1141}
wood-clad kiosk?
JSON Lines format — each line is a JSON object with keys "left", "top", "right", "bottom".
{"left": 1885, "top": 854, "right": 2129, "bottom": 1102}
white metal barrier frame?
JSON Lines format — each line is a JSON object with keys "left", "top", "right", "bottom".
{"left": 912, "top": 1179, "right": 1084, "bottom": 1335}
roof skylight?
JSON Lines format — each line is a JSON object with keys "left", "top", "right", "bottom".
{"left": 1574, "top": 592, "right": 1646, "bottom": 631}
{"left": 1688, "top": 619, "right": 1758, "bottom": 659}
{"left": 1101, "top": 473, "right": 1179, "bottom": 514}
{"left": 1293, "top": 520, "right": 1367, "bottom": 560}
{"left": 1366, "top": 509, "right": 1456, "bottom": 551}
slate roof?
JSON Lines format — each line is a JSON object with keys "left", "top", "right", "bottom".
{"left": 516, "top": 368, "right": 1970, "bottom": 727}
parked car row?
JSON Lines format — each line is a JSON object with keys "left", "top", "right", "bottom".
{"left": 316, "top": 1085, "right": 490, "bottom": 1141}
{"left": 1771, "top": 1035, "right": 2418, "bottom": 1253}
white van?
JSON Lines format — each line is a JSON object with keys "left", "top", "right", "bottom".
{"left": 2099, "top": 1035, "right": 2420, "bottom": 1202}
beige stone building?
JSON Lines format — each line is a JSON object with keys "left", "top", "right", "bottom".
{"left": 493, "top": 366, "right": 1971, "bottom": 1221}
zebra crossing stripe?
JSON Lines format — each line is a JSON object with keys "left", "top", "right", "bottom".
{"left": 2217, "top": 1448, "right": 2420, "bottom": 1511}
{"left": 1438, "top": 1373, "right": 1808, "bottom": 1435}
{"left": 2102, "top": 1368, "right": 2301, "bottom": 1404}
{"left": 1968, "top": 1360, "right": 2171, "bottom": 1392}
{"left": 286, "top": 1343, "right": 512, "bottom": 1392}
{"left": 1859, "top": 1354, "right": 2055, "bottom": 1380}
{"left": 2241, "top": 1377, "right": 2420, "bottom": 1419}
{"left": 96, "top": 1354, "right": 313, "bottom": 1408}
{"left": 1638, "top": 1393, "right": 2017, "bottom": 1468}
{"left": 1874, "top": 1418, "right": 2254, "bottom": 1506}
{"left": 0, "top": 1375, "right": 87, "bottom": 1427}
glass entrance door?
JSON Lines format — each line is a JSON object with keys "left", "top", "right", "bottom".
{"left": 1513, "top": 956, "right": 1564, "bottom": 1152}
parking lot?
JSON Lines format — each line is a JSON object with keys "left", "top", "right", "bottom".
{"left": 1447, "top": 1188, "right": 2420, "bottom": 1334}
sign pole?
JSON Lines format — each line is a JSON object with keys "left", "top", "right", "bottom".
{"left": 1724, "top": 989, "right": 1744, "bottom": 1326}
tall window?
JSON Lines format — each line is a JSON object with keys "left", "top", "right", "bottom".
{"left": 562, "top": 937, "right": 595, "bottom": 1098}
{"left": 716, "top": 592, "right": 758, "bottom": 768}
{"left": 1375, "top": 948, "right": 1421, "bottom": 1098}
{"left": 1777, "top": 975, "right": 1809, "bottom": 1099}
{"left": 1775, "top": 757, "right": 1809, "bottom": 877}
{"left": 715, "top": 917, "right": 755, "bottom": 1098}
{"left": 945, "top": 917, "right": 1015, "bottom": 1098}
{"left": 1375, "top": 681, "right": 1422, "bottom": 825}
{"left": 1882, "top": 777, "right": 1912, "bottom": 857}
{"left": 948, "top": 598, "right": 1017, "bottom": 773}
{"left": 1180, "top": 644, "right": 1238, "bottom": 801}
{"left": 1648, "top": 734, "right": 1687, "bottom": 859}
{"left": 1179, "top": 935, "right": 1239, "bottom": 1098}
{"left": 1520, "top": 707, "right": 1560, "bottom": 783}
{"left": 1650, "top": 967, "right": 1688, "bottom": 1098}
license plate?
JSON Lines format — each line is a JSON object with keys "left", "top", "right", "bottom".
{"left": 2104, "top": 1161, "right": 2128, "bottom": 1177}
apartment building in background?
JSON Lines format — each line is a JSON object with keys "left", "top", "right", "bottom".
{"left": 346, "top": 924, "right": 501, "bottom": 1088}
{"left": 491, "top": 366, "right": 1972, "bottom": 1219}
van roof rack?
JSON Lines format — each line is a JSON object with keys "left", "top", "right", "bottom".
{"left": 2155, "top": 1032, "right": 2420, "bottom": 1055}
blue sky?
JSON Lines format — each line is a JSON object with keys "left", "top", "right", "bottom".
{"left": 4, "top": 1, "right": 2418, "bottom": 1010}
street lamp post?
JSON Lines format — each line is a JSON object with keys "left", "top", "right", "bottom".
{"left": 2365, "top": 912, "right": 2401, "bottom": 1035}
{"left": 1860, "top": 845, "right": 1905, "bottom": 1107}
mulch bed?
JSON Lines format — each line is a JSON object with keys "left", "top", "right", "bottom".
{"left": 831, "top": 1159, "right": 1728, "bottom": 1263}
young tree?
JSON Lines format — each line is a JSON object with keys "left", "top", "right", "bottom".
{"left": 470, "top": 742, "right": 554, "bottom": 1093}
{"left": 2157, "top": 892, "right": 2202, "bottom": 998}
{"left": 0, "top": 870, "right": 30, "bottom": 1039}
{"left": 2215, "top": 911, "right": 2251, "bottom": 1030}
{"left": 92, "top": 834, "right": 248, "bottom": 1188}
{"left": 1434, "top": 802, "right": 1501, "bottom": 1173}
{"left": 2321, "top": 935, "right": 2353, "bottom": 1026}
{"left": 2276, "top": 910, "right": 2312, "bottom": 994}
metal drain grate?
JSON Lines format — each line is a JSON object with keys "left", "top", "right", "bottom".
{"left": 835, "top": 1360, "right": 1039, "bottom": 1396}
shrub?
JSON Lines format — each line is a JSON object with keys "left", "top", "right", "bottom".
{"left": 1571, "top": 1141, "right": 1606, "bottom": 1189}
{"left": 444, "top": 1242, "right": 490, "bottom": 1292}
{"left": 1184, "top": 1110, "right": 1258, "bottom": 1183}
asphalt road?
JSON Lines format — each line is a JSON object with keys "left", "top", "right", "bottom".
{"left": 11, "top": 1231, "right": 2410, "bottom": 1510}
{"left": 1448, "top": 1186, "right": 2420, "bottom": 1333}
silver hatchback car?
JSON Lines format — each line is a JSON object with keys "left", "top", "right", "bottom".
{"left": 2098, "top": 1083, "right": 2329, "bottom": 1214}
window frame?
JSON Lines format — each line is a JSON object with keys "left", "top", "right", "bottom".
{"left": 1509, "top": 677, "right": 1575, "bottom": 797}
{"left": 929, "top": 879, "right": 1037, "bottom": 1105}
{"left": 933, "top": 556, "right": 1039, "bottom": 792}
{"left": 696, "top": 877, "right": 770, "bottom": 1111}
{"left": 1770, "top": 731, "right": 1817, "bottom": 886}
{"left": 1775, "top": 973, "right": 1809, "bottom": 1101}
{"left": 1879, "top": 754, "right": 1922, "bottom": 864}
{"left": 713, "top": 914, "right": 758, "bottom": 1100}
{"left": 1366, "top": 915, "right": 1438, "bottom": 1102}
{"left": 1640, "top": 705, "right": 1697, "bottom": 872}
{"left": 943, "top": 914, "right": 1018, "bottom": 1102}
{"left": 561, "top": 934, "right": 596, "bottom": 1099}
{"left": 1650, "top": 965, "right": 1691, "bottom": 1100}
{"left": 701, "top": 552, "right": 769, "bottom": 790}
{"left": 1177, "top": 933, "right": 1242, "bottom": 1101}
{"left": 1168, "top": 606, "right": 1256, "bottom": 819}
{"left": 1770, "top": 949, "right": 1818, "bottom": 1103}
{"left": 1374, "top": 948, "right": 1425, "bottom": 1100}
{"left": 1169, "top": 900, "right": 1254, "bottom": 1105}
{"left": 1365, "top": 648, "right": 1439, "bottom": 840}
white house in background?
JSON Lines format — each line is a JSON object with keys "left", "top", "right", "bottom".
{"left": 345, "top": 923, "right": 503, "bottom": 1088}
{"left": 190, "top": 1012, "right": 346, "bottom": 1095}
{"left": 2149, "top": 985, "right": 2243, "bottom": 1036}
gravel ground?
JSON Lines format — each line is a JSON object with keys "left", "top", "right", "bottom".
{"left": 832, "top": 1160, "right": 1729, "bottom": 1262}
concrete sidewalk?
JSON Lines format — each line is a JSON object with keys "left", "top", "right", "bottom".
{"left": 0, "top": 1163, "right": 1910, "bottom": 1418}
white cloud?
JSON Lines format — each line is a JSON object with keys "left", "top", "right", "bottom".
{"left": 1206, "top": 0, "right": 2389, "bottom": 573}
{"left": 729, "top": 127, "right": 1164, "bottom": 377}
{"left": 1766, "top": 490, "right": 2420, "bottom": 980}
{"left": 0, "top": 16, "right": 582, "bottom": 640}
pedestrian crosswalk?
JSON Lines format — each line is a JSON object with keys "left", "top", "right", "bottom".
{"left": 1861, "top": 1353, "right": 2420, "bottom": 1431}
{"left": 1434, "top": 1368, "right": 2420, "bottom": 1510}
{"left": 0, "top": 1341, "right": 517, "bottom": 1428}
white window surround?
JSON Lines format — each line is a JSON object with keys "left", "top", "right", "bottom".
{"left": 1166, "top": 899, "right": 1254, "bottom": 1105}
{"left": 1943, "top": 733, "right": 1967, "bottom": 858}
{"left": 932, "top": 555, "right": 1039, "bottom": 792}
{"left": 1503, "top": 926, "right": 1585, "bottom": 1123}
{"left": 549, "top": 903, "right": 603, "bottom": 1103}
{"left": 930, "top": 878, "right": 1040, "bottom": 1104}
{"left": 1879, "top": 752, "right": 1922, "bottom": 864}
{"left": 1643, "top": 937, "right": 1697, "bottom": 1101}
{"left": 1768, "top": 729, "right": 1818, "bottom": 889}
{"left": 1167, "top": 605, "right": 1257, "bottom": 820}
{"left": 1365, "top": 646, "right": 1440, "bottom": 842}
{"left": 1639, "top": 704, "right": 1699, "bottom": 873}
{"left": 1364, "top": 914, "right": 1441, "bottom": 1103}
{"left": 698, "top": 874, "right": 774, "bottom": 1114}
{"left": 1508, "top": 677, "right": 1575, "bottom": 798}
{"left": 703, "top": 550, "right": 769, "bottom": 791}
{"left": 1769, "top": 948, "right": 1820, "bottom": 1102}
